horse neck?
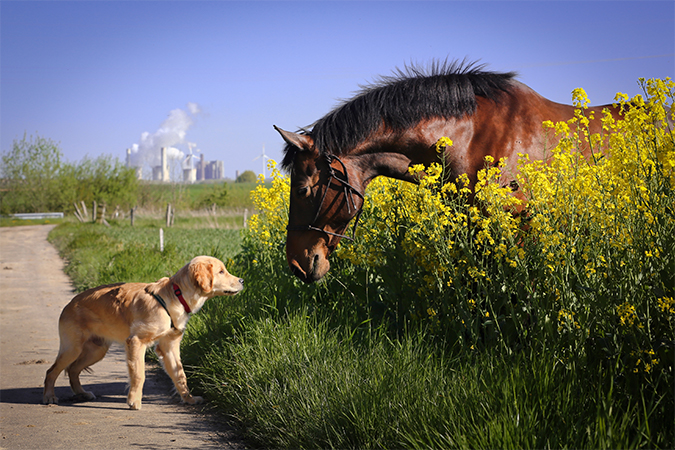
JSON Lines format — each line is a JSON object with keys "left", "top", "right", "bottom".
{"left": 343, "top": 84, "right": 623, "bottom": 192}
{"left": 344, "top": 123, "right": 449, "bottom": 188}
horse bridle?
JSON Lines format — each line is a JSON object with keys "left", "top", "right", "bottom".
{"left": 287, "top": 154, "right": 364, "bottom": 242}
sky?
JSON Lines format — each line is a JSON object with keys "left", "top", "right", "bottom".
{"left": 1, "top": 1, "right": 674, "bottom": 180}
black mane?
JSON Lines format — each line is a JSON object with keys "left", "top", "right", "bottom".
{"left": 281, "top": 60, "right": 517, "bottom": 170}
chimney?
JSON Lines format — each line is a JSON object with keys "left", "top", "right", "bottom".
{"left": 126, "top": 148, "right": 131, "bottom": 168}
{"left": 198, "top": 154, "right": 205, "bottom": 181}
{"left": 161, "top": 147, "right": 168, "bottom": 182}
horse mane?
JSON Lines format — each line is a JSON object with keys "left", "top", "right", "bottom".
{"left": 281, "top": 60, "right": 517, "bottom": 170}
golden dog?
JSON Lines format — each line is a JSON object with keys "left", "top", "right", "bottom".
{"left": 42, "top": 256, "right": 244, "bottom": 410}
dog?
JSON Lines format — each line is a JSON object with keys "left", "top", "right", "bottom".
{"left": 42, "top": 256, "right": 244, "bottom": 410}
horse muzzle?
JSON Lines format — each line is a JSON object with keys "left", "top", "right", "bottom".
{"left": 287, "top": 242, "right": 331, "bottom": 284}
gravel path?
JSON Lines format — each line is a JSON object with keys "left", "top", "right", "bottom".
{"left": 0, "top": 225, "right": 244, "bottom": 449}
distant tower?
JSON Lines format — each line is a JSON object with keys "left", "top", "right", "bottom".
{"left": 161, "top": 147, "right": 169, "bottom": 182}
{"left": 126, "top": 148, "right": 131, "bottom": 167}
{"left": 183, "top": 168, "right": 196, "bottom": 184}
{"left": 198, "top": 154, "right": 205, "bottom": 181}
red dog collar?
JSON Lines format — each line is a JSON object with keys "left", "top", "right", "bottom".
{"left": 173, "top": 283, "right": 191, "bottom": 314}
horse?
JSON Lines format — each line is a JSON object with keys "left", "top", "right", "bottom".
{"left": 275, "top": 60, "right": 624, "bottom": 284}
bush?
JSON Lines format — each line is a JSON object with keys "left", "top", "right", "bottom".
{"left": 0, "top": 134, "right": 72, "bottom": 214}
{"left": 0, "top": 134, "right": 139, "bottom": 214}
{"left": 236, "top": 170, "right": 257, "bottom": 183}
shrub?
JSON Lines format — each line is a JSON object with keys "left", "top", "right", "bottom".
{"left": 0, "top": 134, "right": 139, "bottom": 214}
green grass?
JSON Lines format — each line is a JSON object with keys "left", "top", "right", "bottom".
{"left": 0, "top": 217, "right": 66, "bottom": 227}
{"left": 47, "top": 219, "right": 674, "bottom": 449}
{"left": 48, "top": 220, "right": 243, "bottom": 292}
{"left": 137, "top": 180, "right": 262, "bottom": 210}
{"left": 184, "top": 310, "right": 672, "bottom": 449}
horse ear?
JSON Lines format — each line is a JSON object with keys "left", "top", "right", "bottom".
{"left": 274, "top": 125, "right": 314, "bottom": 151}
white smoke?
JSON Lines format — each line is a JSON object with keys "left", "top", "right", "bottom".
{"left": 129, "top": 103, "right": 201, "bottom": 180}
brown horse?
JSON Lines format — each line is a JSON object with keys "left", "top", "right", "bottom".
{"left": 275, "top": 61, "right": 623, "bottom": 283}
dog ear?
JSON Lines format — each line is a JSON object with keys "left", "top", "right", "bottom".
{"left": 190, "top": 261, "right": 214, "bottom": 293}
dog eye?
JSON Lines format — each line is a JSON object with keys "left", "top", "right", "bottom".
{"left": 219, "top": 269, "right": 225, "bottom": 274}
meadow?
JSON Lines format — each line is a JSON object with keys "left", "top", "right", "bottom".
{"left": 46, "top": 79, "right": 674, "bottom": 449}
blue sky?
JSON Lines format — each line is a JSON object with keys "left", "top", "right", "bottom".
{"left": 1, "top": 1, "right": 673, "bottom": 180}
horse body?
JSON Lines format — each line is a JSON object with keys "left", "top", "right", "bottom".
{"left": 277, "top": 63, "right": 622, "bottom": 283}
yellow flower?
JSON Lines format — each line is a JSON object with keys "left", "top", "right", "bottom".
{"left": 435, "top": 136, "right": 454, "bottom": 152}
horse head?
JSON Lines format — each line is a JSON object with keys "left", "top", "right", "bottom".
{"left": 275, "top": 126, "right": 365, "bottom": 283}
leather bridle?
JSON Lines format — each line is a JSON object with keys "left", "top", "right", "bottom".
{"left": 287, "top": 154, "right": 364, "bottom": 242}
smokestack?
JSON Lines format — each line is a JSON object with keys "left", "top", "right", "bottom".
{"left": 126, "top": 149, "right": 131, "bottom": 168}
{"left": 198, "top": 154, "right": 205, "bottom": 181}
{"left": 161, "top": 147, "right": 168, "bottom": 182}
{"left": 183, "top": 168, "right": 196, "bottom": 184}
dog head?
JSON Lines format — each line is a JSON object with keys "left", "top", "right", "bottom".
{"left": 187, "top": 256, "right": 244, "bottom": 297}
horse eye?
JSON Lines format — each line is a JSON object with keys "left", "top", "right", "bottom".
{"left": 297, "top": 186, "right": 309, "bottom": 197}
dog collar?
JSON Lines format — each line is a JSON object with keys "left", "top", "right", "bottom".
{"left": 173, "top": 283, "right": 191, "bottom": 314}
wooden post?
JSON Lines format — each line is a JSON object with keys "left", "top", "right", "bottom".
{"left": 73, "top": 202, "right": 84, "bottom": 223}
{"left": 98, "top": 203, "right": 110, "bottom": 227}
{"left": 159, "top": 228, "right": 164, "bottom": 252}
{"left": 81, "top": 201, "right": 88, "bottom": 220}
{"left": 92, "top": 201, "right": 97, "bottom": 223}
{"left": 165, "top": 203, "right": 173, "bottom": 227}
{"left": 130, "top": 207, "right": 135, "bottom": 227}
{"left": 243, "top": 208, "right": 248, "bottom": 228}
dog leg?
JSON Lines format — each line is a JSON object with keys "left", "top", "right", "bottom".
{"left": 67, "top": 338, "right": 110, "bottom": 401}
{"left": 43, "top": 343, "right": 84, "bottom": 405}
{"left": 156, "top": 336, "right": 203, "bottom": 405}
{"left": 125, "top": 335, "right": 147, "bottom": 410}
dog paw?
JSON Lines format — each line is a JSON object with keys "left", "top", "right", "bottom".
{"left": 73, "top": 391, "right": 96, "bottom": 401}
{"left": 128, "top": 400, "right": 142, "bottom": 410}
{"left": 127, "top": 394, "right": 142, "bottom": 410}
{"left": 184, "top": 395, "right": 204, "bottom": 405}
{"left": 42, "top": 394, "right": 58, "bottom": 405}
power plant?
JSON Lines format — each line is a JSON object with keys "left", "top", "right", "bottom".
{"left": 126, "top": 147, "right": 224, "bottom": 183}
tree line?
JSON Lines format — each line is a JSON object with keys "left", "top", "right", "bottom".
{"left": 0, "top": 134, "right": 140, "bottom": 215}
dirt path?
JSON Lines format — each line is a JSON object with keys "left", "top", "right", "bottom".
{"left": 0, "top": 225, "right": 244, "bottom": 449}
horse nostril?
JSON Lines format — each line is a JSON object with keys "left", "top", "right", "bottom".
{"left": 311, "top": 254, "right": 320, "bottom": 274}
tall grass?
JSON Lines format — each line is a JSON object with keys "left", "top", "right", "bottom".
{"left": 48, "top": 220, "right": 242, "bottom": 292}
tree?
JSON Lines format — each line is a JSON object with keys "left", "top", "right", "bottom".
{"left": 0, "top": 133, "right": 71, "bottom": 214}
{"left": 196, "top": 182, "right": 229, "bottom": 209}
{"left": 236, "top": 170, "right": 257, "bottom": 183}
{"left": 0, "top": 133, "right": 139, "bottom": 214}
{"left": 74, "top": 155, "right": 139, "bottom": 209}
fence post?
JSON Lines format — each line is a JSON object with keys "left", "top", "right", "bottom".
{"left": 73, "top": 202, "right": 84, "bottom": 223}
{"left": 244, "top": 208, "right": 248, "bottom": 228}
{"left": 159, "top": 228, "right": 164, "bottom": 252}
{"left": 92, "top": 201, "right": 97, "bottom": 223}
{"left": 130, "top": 207, "right": 135, "bottom": 227}
{"left": 97, "top": 203, "right": 110, "bottom": 227}
{"left": 81, "top": 201, "right": 88, "bottom": 221}
{"left": 166, "top": 203, "right": 173, "bottom": 227}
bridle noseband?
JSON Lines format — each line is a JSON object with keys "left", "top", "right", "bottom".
{"left": 287, "top": 154, "right": 364, "bottom": 242}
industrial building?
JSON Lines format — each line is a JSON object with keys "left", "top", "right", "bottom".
{"left": 126, "top": 147, "right": 224, "bottom": 183}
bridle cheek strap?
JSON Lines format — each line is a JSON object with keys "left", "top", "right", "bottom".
{"left": 287, "top": 154, "right": 364, "bottom": 242}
